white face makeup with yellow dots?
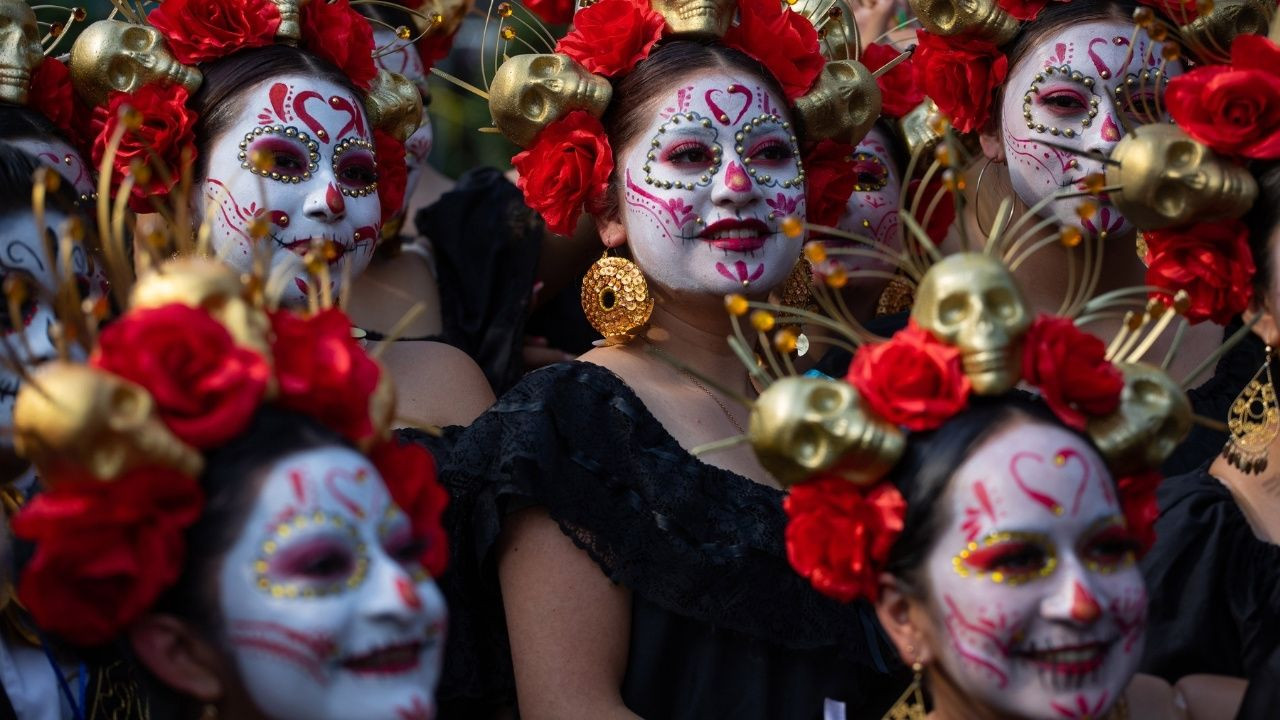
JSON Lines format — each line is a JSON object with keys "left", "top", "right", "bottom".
{"left": 219, "top": 447, "right": 446, "bottom": 720}
{"left": 923, "top": 421, "right": 1145, "bottom": 720}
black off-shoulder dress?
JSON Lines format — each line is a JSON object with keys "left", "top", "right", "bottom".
{"left": 412, "top": 362, "right": 902, "bottom": 720}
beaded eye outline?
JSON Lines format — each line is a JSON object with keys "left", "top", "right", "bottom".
{"left": 331, "top": 137, "right": 379, "bottom": 198}
{"left": 850, "top": 151, "right": 889, "bottom": 193}
{"left": 951, "top": 530, "right": 1060, "bottom": 587}
{"left": 254, "top": 511, "right": 371, "bottom": 599}
{"left": 642, "top": 111, "right": 724, "bottom": 190}
{"left": 1110, "top": 67, "right": 1170, "bottom": 124}
{"left": 733, "top": 113, "right": 804, "bottom": 190}
{"left": 238, "top": 125, "right": 321, "bottom": 184}
{"left": 1022, "top": 64, "right": 1101, "bottom": 139}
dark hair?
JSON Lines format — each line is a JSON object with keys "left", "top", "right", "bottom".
{"left": 0, "top": 143, "right": 82, "bottom": 216}
{"left": 598, "top": 39, "right": 790, "bottom": 219}
{"left": 882, "top": 394, "right": 1103, "bottom": 595}
{"left": 1244, "top": 161, "right": 1280, "bottom": 301}
{"left": 353, "top": 1, "right": 416, "bottom": 31}
{"left": 0, "top": 103, "right": 65, "bottom": 144}
{"left": 189, "top": 45, "right": 363, "bottom": 180}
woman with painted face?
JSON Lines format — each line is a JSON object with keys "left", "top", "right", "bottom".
{"left": 67, "top": 0, "right": 494, "bottom": 427}
{"left": 8, "top": 255, "right": 451, "bottom": 720}
{"left": 427, "top": 2, "right": 899, "bottom": 717}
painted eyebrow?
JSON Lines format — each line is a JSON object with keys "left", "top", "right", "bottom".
{"left": 654, "top": 126, "right": 717, "bottom": 140}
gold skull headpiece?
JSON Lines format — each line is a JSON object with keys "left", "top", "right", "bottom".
{"left": 0, "top": 1, "right": 94, "bottom": 106}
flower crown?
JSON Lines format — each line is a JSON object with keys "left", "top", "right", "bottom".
{"left": 9, "top": 255, "right": 448, "bottom": 646}
{"left": 65, "top": 0, "right": 426, "bottom": 222}
{"left": 484, "top": 0, "right": 888, "bottom": 235}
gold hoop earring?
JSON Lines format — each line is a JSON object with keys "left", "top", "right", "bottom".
{"left": 882, "top": 662, "right": 926, "bottom": 720}
{"left": 581, "top": 251, "right": 654, "bottom": 345}
{"left": 973, "top": 158, "right": 1012, "bottom": 239}
{"left": 1225, "top": 344, "right": 1280, "bottom": 474}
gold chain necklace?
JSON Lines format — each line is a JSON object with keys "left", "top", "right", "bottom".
{"left": 646, "top": 343, "right": 746, "bottom": 434}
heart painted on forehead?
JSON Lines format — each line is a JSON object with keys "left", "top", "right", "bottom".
{"left": 706, "top": 84, "right": 753, "bottom": 126}
{"left": 323, "top": 466, "right": 372, "bottom": 519}
{"left": 293, "top": 90, "right": 330, "bottom": 143}
{"left": 1008, "top": 448, "right": 1090, "bottom": 518}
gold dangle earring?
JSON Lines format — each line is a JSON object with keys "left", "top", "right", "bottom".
{"left": 882, "top": 662, "right": 926, "bottom": 720}
{"left": 581, "top": 251, "right": 654, "bottom": 345}
{"left": 1225, "top": 344, "right": 1280, "bottom": 474}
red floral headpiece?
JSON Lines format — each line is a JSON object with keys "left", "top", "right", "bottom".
{"left": 11, "top": 261, "right": 447, "bottom": 646}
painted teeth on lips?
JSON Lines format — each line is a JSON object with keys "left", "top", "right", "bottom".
{"left": 341, "top": 641, "right": 424, "bottom": 675}
{"left": 700, "top": 219, "right": 770, "bottom": 253}
{"left": 1017, "top": 641, "right": 1110, "bottom": 674}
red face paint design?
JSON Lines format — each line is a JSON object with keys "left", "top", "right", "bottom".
{"left": 725, "top": 161, "right": 751, "bottom": 192}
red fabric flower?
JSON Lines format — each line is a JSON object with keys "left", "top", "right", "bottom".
{"left": 374, "top": 129, "right": 407, "bottom": 225}
{"left": 27, "top": 58, "right": 91, "bottom": 156}
{"left": 860, "top": 42, "right": 923, "bottom": 118}
{"left": 524, "top": 0, "right": 576, "bottom": 25}
{"left": 912, "top": 30, "right": 1008, "bottom": 134}
{"left": 89, "top": 84, "right": 197, "bottom": 215}
{"left": 555, "top": 0, "right": 665, "bottom": 78}
{"left": 300, "top": 0, "right": 377, "bottom": 91}
{"left": 91, "top": 304, "right": 270, "bottom": 449}
{"left": 416, "top": 30, "right": 455, "bottom": 73}
{"left": 270, "top": 308, "right": 383, "bottom": 443}
{"left": 13, "top": 468, "right": 204, "bottom": 646}
{"left": 784, "top": 476, "right": 906, "bottom": 602}
{"left": 803, "top": 140, "right": 857, "bottom": 229}
{"left": 1116, "top": 470, "right": 1162, "bottom": 555}
{"left": 370, "top": 437, "right": 449, "bottom": 576}
{"left": 848, "top": 320, "right": 971, "bottom": 431}
{"left": 1143, "top": 219, "right": 1255, "bottom": 325}
{"left": 512, "top": 110, "right": 613, "bottom": 236}
{"left": 1166, "top": 36, "right": 1280, "bottom": 159}
{"left": 1021, "top": 315, "right": 1124, "bottom": 431}
{"left": 996, "top": 0, "right": 1049, "bottom": 20}
{"left": 724, "top": 0, "right": 824, "bottom": 100}
{"left": 149, "top": 0, "right": 280, "bottom": 65}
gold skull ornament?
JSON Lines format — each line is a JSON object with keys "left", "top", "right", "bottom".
{"left": 790, "top": 0, "right": 857, "bottom": 60}
{"left": 14, "top": 362, "right": 204, "bottom": 483}
{"left": 1108, "top": 124, "right": 1257, "bottom": 231}
{"left": 365, "top": 69, "right": 424, "bottom": 143}
{"left": 417, "top": 0, "right": 474, "bottom": 38}
{"left": 0, "top": 0, "right": 42, "bottom": 105}
{"left": 907, "top": 0, "right": 1019, "bottom": 44}
{"left": 649, "top": 0, "right": 737, "bottom": 37}
{"left": 911, "top": 253, "right": 1031, "bottom": 396}
{"left": 749, "top": 375, "right": 905, "bottom": 488}
{"left": 899, "top": 98, "right": 944, "bottom": 160}
{"left": 270, "top": 0, "right": 310, "bottom": 44}
{"left": 793, "top": 60, "right": 882, "bottom": 144}
{"left": 1183, "top": 0, "right": 1274, "bottom": 62}
{"left": 69, "top": 20, "right": 203, "bottom": 108}
{"left": 129, "top": 257, "right": 272, "bottom": 358}
{"left": 1086, "top": 362, "right": 1191, "bottom": 475}
{"left": 489, "top": 53, "right": 612, "bottom": 148}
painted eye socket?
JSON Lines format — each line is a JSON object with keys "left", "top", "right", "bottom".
{"left": 664, "top": 140, "right": 715, "bottom": 166}
{"left": 250, "top": 138, "right": 311, "bottom": 178}
{"left": 276, "top": 538, "right": 357, "bottom": 581}
{"left": 748, "top": 138, "right": 793, "bottom": 163}
{"left": 335, "top": 150, "right": 379, "bottom": 190}
{"left": 851, "top": 152, "right": 888, "bottom": 191}
{"left": 966, "top": 541, "right": 1051, "bottom": 576}
{"left": 1040, "top": 89, "right": 1089, "bottom": 114}
{"left": 1119, "top": 93, "right": 1159, "bottom": 120}
{"left": 1082, "top": 525, "right": 1139, "bottom": 570}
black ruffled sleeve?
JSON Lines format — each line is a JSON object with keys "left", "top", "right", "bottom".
{"left": 408, "top": 362, "right": 898, "bottom": 719}
{"left": 1141, "top": 466, "right": 1280, "bottom": 680}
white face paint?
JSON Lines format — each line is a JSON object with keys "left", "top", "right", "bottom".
{"left": 1001, "top": 20, "right": 1183, "bottom": 239}
{"left": 0, "top": 207, "right": 102, "bottom": 451}
{"left": 219, "top": 447, "right": 447, "bottom": 720}
{"left": 923, "top": 422, "right": 1146, "bottom": 720}
{"left": 197, "top": 74, "right": 382, "bottom": 305}
{"left": 371, "top": 27, "right": 433, "bottom": 220}
{"left": 8, "top": 137, "right": 96, "bottom": 204}
{"left": 808, "top": 126, "right": 902, "bottom": 276}
{"left": 618, "top": 70, "right": 804, "bottom": 295}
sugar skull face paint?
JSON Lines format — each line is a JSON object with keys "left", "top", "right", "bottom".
{"left": 219, "top": 447, "right": 447, "bottom": 720}
{"left": 1000, "top": 20, "right": 1183, "bottom": 239}
{"left": 0, "top": 207, "right": 103, "bottom": 452}
{"left": 923, "top": 421, "right": 1145, "bottom": 720}
{"left": 9, "top": 137, "right": 96, "bottom": 204}
{"left": 618, "top": 71, "right": 804, "bottom": 295}
{"left": 807, "top": 126, "right": 902, "bottom": 276}
{"left": 372, "top": 27, "right": 432, "bottom": 219}
{"left": 197, "top": 75, "right": 382, "bottom": 306}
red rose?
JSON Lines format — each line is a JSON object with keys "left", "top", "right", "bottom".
{"left": 13, "top": 468, "right": 204, "bottom": 646}
{"left": 555, "top": 0, "right": 665, "bottom": 78}
{"left": 524, "top": 0, "right": 575, "bottom": 24}
{"left": 91, "top": 305, "right": 269, "bottom": 449}
{"left": 90, "top": 84, "right": 198, "bottom": 213}
{"left": 416, "top": 29, "right": 456, "bottom": 73}
{"left": 784, "top": 476, "right": 906, "bottom": 602}
{"left": 1021, "top": 315, "right": 1124, "bottom": 430}
{"left": 996, "top": 0, "right": 1048, "bottom": 20}
{"left": 861, "top": 42, "right": 923, "bottom": 118}
{"left": 1166, "top": 35, "right": 1280, "bottom": 159}
{"left": 271, "top": 308, "right": 383, "bottom": 443}
{"left": 912, "top": 30, "right": 1008, "bottom": 134}
{"left": 149, "top": 0, "right": 280, "bottom": 65}
{"left": 513, "top": 110, "right": 613, "bottom": 236}
{"left": 803, "top": 140, "right": 857, "bottom": 228}
{"left": 374, "top": 129, "right": 407, "bottom": 225}
{"left": 28, "top": 58, "right": 91, "bottom": 156}
{"left": 1116, "top": 471, "right": 1162, "bottom": 555}
{"left": 300, "top": 0, "right": 377, "bottom": 91}
{"left": 848, "top": 321, "right": 971, "bottom": 431}
{"left": 724, "top": 0, "right": 824, "bottom": 100}
{"left": 1143, "top": 219, "right": 1255, "bottom": 325}
{"left": 370, "top": 438, "right": 449, "bottom": 576}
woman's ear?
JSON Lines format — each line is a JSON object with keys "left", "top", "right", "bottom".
{"left": 1247, "top": 300, "right": 1280, "bottom": 348}
{"left": 978, "top": 128, "right": 1006, "bottom": 163}
{"left": 594, "top": 212, "right": 627, "bottom": 250}
{"left": 875, "top": 573, "right": 932, "bottom": 665}
{"left": 128, "top": 614, "right": 226, "bottom": 703}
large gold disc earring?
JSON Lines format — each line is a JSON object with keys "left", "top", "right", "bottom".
{"left": 883, "top": 662, "right": 926, "bottom": 720}
{"left": 1225, "top": 345, "right": 1280, "bottom": 474}
{"left": 581, "top": 252, "right": 654, "bottom": 344}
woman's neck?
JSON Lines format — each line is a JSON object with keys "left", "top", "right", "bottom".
{"left": 641, "top": 290, "right": 745, "bottom": 381}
